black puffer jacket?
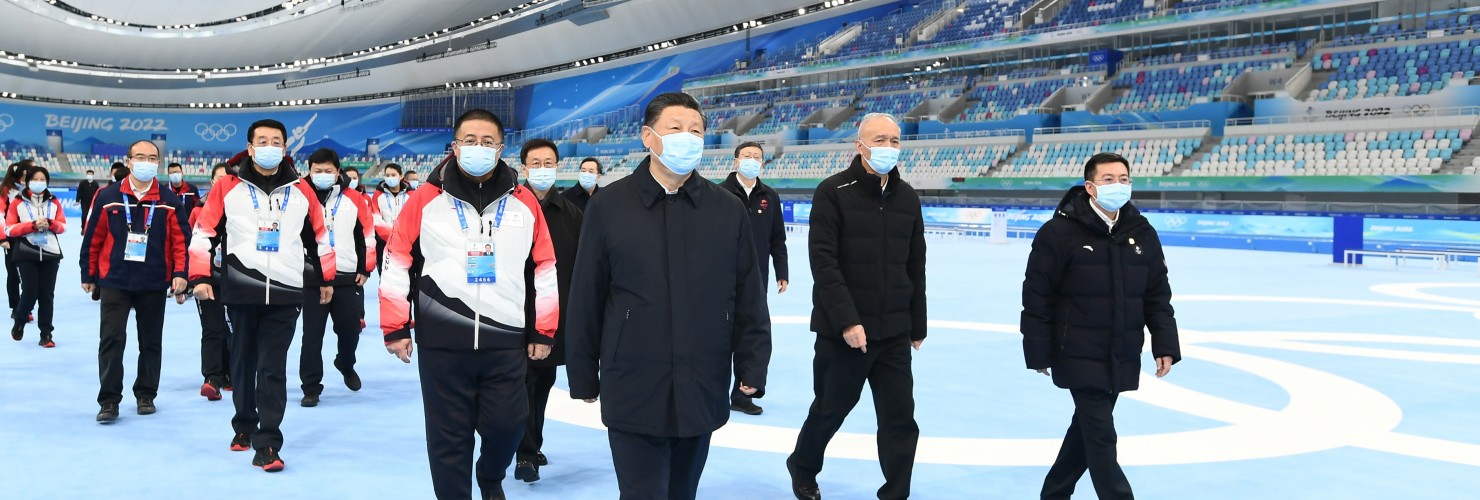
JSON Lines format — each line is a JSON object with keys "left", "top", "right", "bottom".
{"left": 1020, "top": 185, "right": 1180, "bottom": 393}
{"left": 809, "top": 155, "right": 927, "bottom": 341}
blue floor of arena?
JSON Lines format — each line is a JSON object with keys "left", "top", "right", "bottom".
{"left": 2, "top": 228, "right": 1478, "bottom": 499}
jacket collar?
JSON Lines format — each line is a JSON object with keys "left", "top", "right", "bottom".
{"left": 721, "top": 171, "right": 768, "bottom": 199}
{"left": 121, "top": 178, "right": 162, "bottom": 202}
{"left": 1055, "top": 185, "right": 1147, "bottom": 235}
{"left": 525, "top": 182, "right": 574, "bottom": 213}
{"left": 845, "top": 154, "right": 899, "bottom": 197}
{"left": 437, "top": 157, "right": 518, "bottom": 212}
{"left": 634, "top": 157, "right": 705, "bottom": 208}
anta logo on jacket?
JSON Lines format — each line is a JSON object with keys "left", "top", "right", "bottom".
{"left": 188, "top": 159, "right": 335, "bottom": 305}
{"left": 380, "top": 159, "right": 559, "bottom": 351}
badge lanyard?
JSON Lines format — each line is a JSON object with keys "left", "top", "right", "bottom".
{"left": 247, "top": 185, "right": 293, "bottom": 219}
{"left": 453, "top": 196, "right": 507, "bottom": 240}
{"left": 122, "top": 195, "right": 158, "bottom": 234}
{"left": 326, "top": 192, "right": 344, "bottom": 247}
{"left": 23, "top": 198, "right": 50, "bottom": 225}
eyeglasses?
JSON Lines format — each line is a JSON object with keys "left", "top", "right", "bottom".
{"left": 525, "top": 160, "right": 558, "bottom": 168}
{"left": 456, "top": 139, "right": 503, "bottom": 148}
{"left": 130, "top": 154, "right": 160, "bottom": 162}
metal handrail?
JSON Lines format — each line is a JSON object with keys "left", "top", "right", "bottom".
{"left": 1226, "top": 106, "right": 1480, "bottom": 127}
{"left": 1034, "top": 120, "right": 1212, "bottom": 135}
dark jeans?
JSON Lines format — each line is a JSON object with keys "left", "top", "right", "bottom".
{"left": 517, "top": 365, "right": 557, "bottom": 463}
{"left": 13, "top": 259, "right": 58, "bottom": 334}
{"left": 789, "top": 334, "right": 919, "bottom": 499}
{"left": 197, "top": 298, "right": 231, "bottom": 386}
{"left": 1041, "top": 389, "right": 1133, "bottom": 500}
{"left": 96, "top": 288, "right": 165, "bottom": 405}
{"left": 608, "top": 429, "right": 712, "bottom": 500}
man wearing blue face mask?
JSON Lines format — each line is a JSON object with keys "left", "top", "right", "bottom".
{"left": 166, "top": 163, "right": 201, "bottom": 223}
{"left": 561, "top": 157, "right": 602, "bottom": 211}
{"left": 297, "top": 148, "right": 374, "bottom": 408}
{"left": 1022, "top": 152, "right": 1180, "bottom": 500}
{"left": 789, "top": 113, "right": 927, "bottom": 500}
{"left": 512, "top": 138, "right": 584, "bottom": 483}
{"left": 567, "top": 92, "right": 771, "bottom": 500}
{"left": 719, "top": 141, "right": 788, "bottom": 418}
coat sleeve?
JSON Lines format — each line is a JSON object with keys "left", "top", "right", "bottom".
{"left": 564, "top": 196, "right": 610, "bottom": 401}
{"left": 298, "top": 183, "right": 336, "bottom": 286}
{"left": 49, "top": 199, "right": 67, "bottom": 234}
{"left": 378, "top": 190, "right": 427, "bottom": 343}
{"left": 81, "top": 196, "right": 112, "bottom": 284}
{"left": 168, "top": 200, "right": 189, "bottom": 281}
{"left": 1143, "top": 228, "right": 1180, "bottom": 364}
{"left": 188, "top": 179, "right": 230, "bottom": 287}
{"left": 907, "top": 195, "right": 927, "bottom": 342}
{"left": 732, "top": 204, "right": 772, "bottom": 398}
{"left": 371, "top": 191, "right": 393, "bottom": 241}
{"left": 354, "top": 192, "right": 375, "bottom": 274}
{"left": 769, "top": 190, "right": 788, "bottom": 282}
{"left": 519, "top": 191, "right": 559, "bottom": 345}
{"left": 4, "top": 199, "right": 36, "bottom": 237}
{"left": 807, "top": 184, "right": 860, "bottom": 334}
{"left": 1021, "top": 222, "right": 1066, "bottom": 370}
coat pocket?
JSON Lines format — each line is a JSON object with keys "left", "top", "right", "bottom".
{"left": 602, "top": 309, "right": 629, "bottom": 361}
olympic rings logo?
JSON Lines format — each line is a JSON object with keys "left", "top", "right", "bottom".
{"left": 1162, "top": 215, "right": 1188, "bottom": 228}
{"left": 195, "top": 123, "right": 238, "bottom": 142}
{"left": 0, "top": 114, "right": 14, "bottom": 133}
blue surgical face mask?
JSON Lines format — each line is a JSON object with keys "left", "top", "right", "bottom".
{"left": 578, "top": 172, "right": 598, "bottom": 189}
{"left": 168, "top": 172, "right": 184, "bottom": 184}
{"left": 650, "top": 128, "right": 704, "bottom": 175}
{"left": 407, "top": 179, "right": 421, "bottom": 190}
{"left": 311, "top": 173, "right": 337, "bottom": 190}
{"left": 458, "top": 145, "right": 499, "bottom": 177}
{"left": 383, "top": 176, "right": 401, "bottom": 189}
{"left": 1092, "top": 182, "right": 1133, "bottom": 212}
{"left": 527, "top": 168, "right": 557, "bottom": 191}
{"left": 348, "top": 178, "right": 359, "bottom": 190}
{"left": 132, "top": 161, "right": 159, "bottom": 183}
{"left": 253, "top": 146, "right": 284, "bottom": 170}
{"left": 864, "top": 145, "right": 901, "bottom": 175}
{"left": 737, "top": 158, "right": 762, "bottom": 179}
{"left": 27, "top": 180, "right": 47, "bottom": 193}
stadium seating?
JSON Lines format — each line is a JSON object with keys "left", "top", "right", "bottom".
{"left": 1, "top": 146, "right": 62, "bottom": 173}
{"left": 1313, "top": 39, "right": 1480, "bottom": 100}
{"left": 957, "top": 77, "right": 1079, "bottom": 122}
{"left": 927, "top": 0, "right": 1034, "bottom": 44}
{"left": 1001, "top": 138, "right": 1202, "bottom": 178}
{"left": 1194, "top": 129, "right": 1472, "bottom": 176}
{"left": 1104, "top": 56, "right": 1290, "bottom": 113}
{"left": 706, "top": 106, "right": 766, "bottom": 131}
{"left": 1034, "top": 0, "right": 1157, "bottom": 29}
{"left": 821, "top": 0, "right": 952, "bottom": 60}
{"left": 1135, "top": 41, "right": 1308, "bottom": 67}
{"left": 899, "top": 145, "right": 1018, "bottom": 177}
{"left": 747, "top": 98, "right": 853, "bottom": 136}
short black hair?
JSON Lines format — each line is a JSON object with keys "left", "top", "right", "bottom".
{"left": 381, "top": 163, "right": 402, "bottom": 175}
{"left": 520, "top": 139, "right": 560, "bottom": 164}
{"left": 111, "top": 162, "right": 126, "bottom": 170}
{"left": 734, "top": 141, "right": 764, "bottom": 159}
{"left": 128, "top": 140, "right": 159, "bottom": 157}
{"left": 404, "top": 169, "right": 419, "bottom": 177}
{"left": 25, "top": 165, "right": 50, "bottom": 183}
{"left": 86, "top": 169, "right": 95, "bottom": 174}
{"left": 343, "top": 166, "right": 360, "bottom": 175}
{"left": 248, "top": 119, "right": 288, "bottom": 143}
{"left": 454, "top": 109, "right": 505, "bottom": 141}
{"left": 643, "top": 92, "right": 705, "bottom": 129}
{"left": 211, "top": 163, "right": 231, "bottom": 177}
{"left": 167, "top": 163, "right": 183, "bottom": 172}
{"left": 307, "top": 148, "right": 341, "bottom": 169}
{"left": 1084, "top": 152, "right": 1131, "bottom": 181}
{"left": 579, "top": 157, "right": 604, "bottom": 175}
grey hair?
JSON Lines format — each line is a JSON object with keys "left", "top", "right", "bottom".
{"left": 856, "top": 113, "right": 898, "bottom": 139}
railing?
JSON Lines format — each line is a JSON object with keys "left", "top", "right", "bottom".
{"left": 1034, "top": 120, "right": 1212, "bottom": 136}
{"left": 276, "top": 69, "right": 372, "bottom": 90}
{"left": 905, "top": 196, "right": 1480, "bottom": 216}
{"left": 1225, "top": 106, "right": 1480, "bottom": 127}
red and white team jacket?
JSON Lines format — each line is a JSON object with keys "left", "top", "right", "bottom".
{"left": 370, "top": 183, "right": 412, "bottom": 242}
{"left": 380, "top": 161, "right": 558, "bottom": 351}
{"left": 305, "top": 183, "right": 376, "bottom": 286}
{"left": 188, "top": 163, "right": 335, "bottom": 305}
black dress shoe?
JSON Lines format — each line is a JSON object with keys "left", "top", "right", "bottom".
{"left": 534, "top": 451, "right": 548, "bottom": 466}
{"left": 301, "top": 393, "right": 320, "bottom": 407}
{"left": 96, "top": 404, "right": 119, "bottom": 424}
{"left": 730, "top": 400, "right": 764, "bottom": 415}
{"left": 514, "top": 460, "right": 540, "bottom": 482}
{"left": 337, "top": 361, "right": 362, "bottom": 392}
{"left": 11, "top": 323, "right": 23, "bottom": 341}
{"left": 792, "top": 483, "right": 821, "bottom": 500}
{"left": 482, "top": 483, "right": 506, "bottom": 500}
{"left": 137, "top": 398, "right": 156, "bottom": 415}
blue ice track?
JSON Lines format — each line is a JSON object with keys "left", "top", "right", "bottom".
{"left": 1, "top": 229, "right": 1477, "bottom": 499}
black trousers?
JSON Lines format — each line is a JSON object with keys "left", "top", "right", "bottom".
{"left": 608, "top": 429, "right": 712, "bottom": 500}
{"left": 197, "top": 298, "right": 231, "bottom": 386}
{"left": 518, "top": 365, "right": 557, "bottom": 462}
{"left": 13, "top": 259, "right": 58, "bottom": 334}
{"left": 1041, "top": 389, "right": 1132, "bottom": 500}
{"left": 299, "top": 284, "right": 361, "bottom": 395}
{"left": 226, "top": 303, "right": 300, "bottom": 451}
{"left": 419, "top": 347, "right": 527, "bottom": 500}
{"left": 4, "top": 248, "right": 19, "bottom": 310}
{"left": 789, "top": 334, "right": 919, "bottom": 500}
{"left": 96, "top": 288, "right": 166, "bottom": 405}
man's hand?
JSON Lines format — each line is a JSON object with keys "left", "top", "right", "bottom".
{"left": 527, "top": 344, "right": 551, "bottom": 361}
{"left": 387, "top": 339, "right": 413, "bottom": 363}
{"left": 842, "top": 325, "right": 867, "bottom": 353}
{"left": 1035, "top": 368, "right": 1051, "bottom": 376}
{"left": 777, "top": 280, "right": 789, "bottom": 294}
{"left": 319, "top": 286, "right": 333, "bottom": 305}
{"left": 738, "top": 383, "right": 758, "bottom": 396}
{"left": 193, "top": 283, "right": 214, "bottom": 301}
{"left": 1, "top": 241, "right": 10, "bottom": 250}
{"left": 81, "top": 283, "right": 95, "bottom": 294}
{"left": 355, "top": 273, "right": 368, "bottom": 287}
{"left": 911, "top": 339, "right": 924, "bottom": 351}
{"left": 1155, "top": 356, "right": 1173, "bottom": 378}
{"left": 171, "top": 278, "right": 188, "bottom": 295}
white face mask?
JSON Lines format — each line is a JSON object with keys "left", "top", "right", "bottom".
{"left": 407, "top": 179, "right": 421, "bottom": 190}
{"left": 27, "top": 180, "right": 46, "bottom": 193}
{"left": 86, "top": 174, "right": 95, "bottom": 182}
{"left": 348, "top": 178, "right": 359, "bottom": 189}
